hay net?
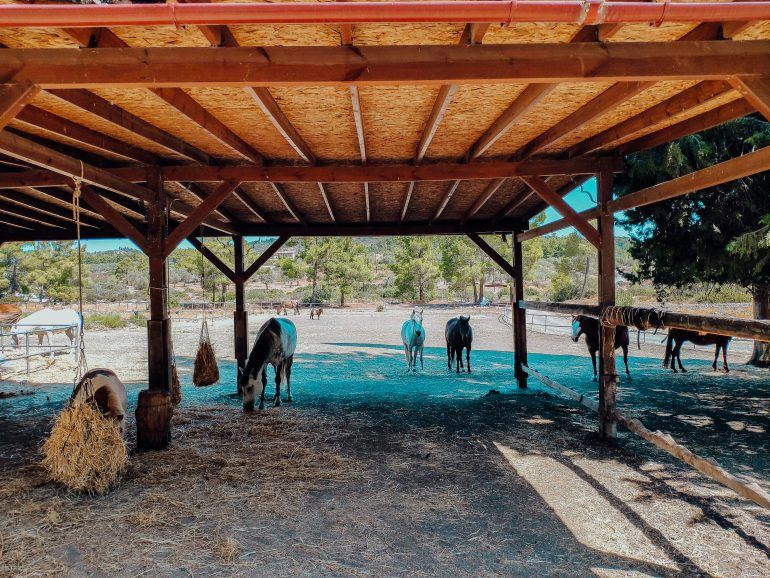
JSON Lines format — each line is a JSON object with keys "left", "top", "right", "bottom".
{"left": 193, "top": 316, "right": 219, "bottom": 387}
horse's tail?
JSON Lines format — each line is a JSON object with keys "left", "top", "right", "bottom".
{"left": 663, "top": 333, "right": 674, "bottom": 367}
{"left": 637, "top": 327, "right": 641, "bottom": 350}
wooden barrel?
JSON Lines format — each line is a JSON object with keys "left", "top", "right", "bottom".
{"left": 135, "top": 389, "right": 172, "bottom": 450}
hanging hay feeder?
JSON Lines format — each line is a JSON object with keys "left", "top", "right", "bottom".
{"left": 171, "top": 362, "right": 183, "bottom": 405}
{"left": 193, "top": 318, "right": 219, "bottom": 387}
{"left": 42, "top": 402, "right": 127, "bottom": 494}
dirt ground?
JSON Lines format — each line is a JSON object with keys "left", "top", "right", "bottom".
{"left": 0, "top": 305, "right": 768, "bottom": 576}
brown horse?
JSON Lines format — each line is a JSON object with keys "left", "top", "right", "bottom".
{"left": 309, "top": 307, "right": 323, "bottom": 320}
{"left": 572, "top": 315, "right": 631, "bottom": 381}
{"left": 276, "top": 300, "right": 300, "bottom": 316}
{"left": 664, "top": 329, "right": 731, "bottom": 373}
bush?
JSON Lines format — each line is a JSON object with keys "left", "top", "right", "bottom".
{"left": 616, "top": 288, "right": 634, "bottom": 307}
{"left": 550, "top": 273, "right": 579, "bottom": 302}
{"left": 87, "top": 312, "right": 126, "bottom": 330}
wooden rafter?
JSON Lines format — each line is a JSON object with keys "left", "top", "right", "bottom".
{"left": 618, "top": 98, "right": 754, "bottom": 155}
{"left": 187, "top": 236, "right": 236, "bottom": 283}
{"left": 232, "top": 187, "right": 267, "bottom": 223}
{"left": 0, "top": 189, "right": 101, "bottom": 228}
{"left": 0, "top": 215, "right": 33, "bottom": 231}
{"left": 0, "top": 81, "right": 39, "bottom": 131}
{"left": 61, "top": 27, "right": 263, "bottom": 165}
{"left": 317, "top": 183, "right": 336, "bottom": 222}
{"left": 493, "top": 176, "right": 580, "bottom": 222}
{"left": 242, "top": 235, "right": 290, "bottom": 281}
{"left": 13, "top": 187, "right": 105, "bottom": 222}
{"left": 519, "top": 176, "right": 600, "bottom": 247}
{"left": 183, "top": 182, "right": 237, "bottom": 223}
{"left": 244, "top": 87, "right": 314, "bottom": 163}
{"left": 568, "top": 80, "right": 733, "bottom": 157}
{"left": 270, "top": 182, "right": 304, "bottom": 225}
{"left": 467, "top": 233, "right": 515, "bottom": 278}
{"left": 729, "top": 76, "right": 770, "bottom": 120}
{"left": 0, "top": 198, "right": 67, "bottom": 230}
{"left": 431, "top": 179, "right": 460, "bottom": 223}
{"left": 399, "top": 181, "right": 414, "bottom": 224}
{"left": 9, "top": 41, "right": 770, "bottom": 87}
{"left": 463, "top": 177, "right": 506, "bottom": 223}
{"left": 722, "top": 21, "right": 758, "bottom": 39}
{"left": 416, "top": 84, "right": 458, "bottom": 163}
{"left": 15, "top": 105, "right": 158, "bottom": 164}
{"left": 46, "top": 89, "right": 211, "bottom": 164}
{"left": 78, "top": 183, "right": 151, "bottom": 254}
{"left": 350, "top": 85, "right": 370, "bottom": 222}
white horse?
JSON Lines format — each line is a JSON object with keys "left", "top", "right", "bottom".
{"left": 401, "top": 309, "right": 425, "bottom": 372}
{"left": 10, "top": 308, "right": 81, "bottom": 357}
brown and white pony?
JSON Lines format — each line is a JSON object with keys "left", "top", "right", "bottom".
{"left": 70, "top": 368, "right": 129, "bottom": 436}
{"left": 240, "top": 318, "right": 297, "bottom": 411}
{"left": 664, "top": 329, "right": 731, "bottom": 373}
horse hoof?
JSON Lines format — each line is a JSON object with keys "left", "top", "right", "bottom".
{"left": 286, "top": 397, "right": 293, "bottom": 403}
{"left": 243, "top": 401, "right": 255, "bottom": 412}
{"left": 258, "top": 403, "right": 265, "bottom": 411}
{"left": 592, "top": 377, "right": 597, "bottom": 382}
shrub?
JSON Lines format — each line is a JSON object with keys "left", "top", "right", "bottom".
{"left": 87, "top": 312, "right": 126, "bottom": 330}
{"left": 550, "top": 273, "right": 579, "bottom": 302}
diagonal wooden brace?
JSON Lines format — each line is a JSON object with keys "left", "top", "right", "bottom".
{"left": 0, "top": 81, "right": 40, "bottom": 131}
{"left": 164, "top": 180, "right": 240, "bottom": 257}
{"left": 467, "top": 233, "right": 516, "bottom": 279}
{"left": 729, "top": 75, "right": 770, "bottom": 121}
{"left": 187, "top": 236, "right": 237, "bottom": 283}
{"left": 242, "top": 236, "right": 290, "bottom": 282}
{"left": 520, "top": 175, "right": 601, "bottom": 248}
{"left": 78, "top": 183, "right": 152, "bottom": 255}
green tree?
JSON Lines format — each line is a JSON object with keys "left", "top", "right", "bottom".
{"left": 324, "top": 237, "right": 372, "bottom": 306}
{"left": 174, "top": 238, "right": 233, "bottom": 302}
{"left": 0, "top": 242, "right": 25, "bottom": 297}
{"left": 390, "top": 237, "right": 440, "bottom": 302}
{"left": 278, "top": 256, "right": 305, "bottom": 287}
{"left": 21, "top": 242, "right": 88, "bottom": 303}
{"left": 298, "top": 238, "right": 332, "bottom": 304}
{"left": 615, "top": 116, "right": 770, "bottom": 366}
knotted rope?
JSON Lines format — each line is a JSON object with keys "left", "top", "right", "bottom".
{"left": 600, "top": 305, "right": 666, "bottom": 331}
{"left": 72, "top": 161, "right": 89, "bottom": 387}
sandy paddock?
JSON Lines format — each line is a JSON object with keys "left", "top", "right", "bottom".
{"left": 0, "top": 305, "right": 768, "bottom": 576}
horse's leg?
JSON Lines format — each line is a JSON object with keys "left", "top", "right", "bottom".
{"left": 419, "top": 345, "right": 424, "bottom": 371}
{"left": 285, "top": 356, "right": 294, "bottom": 402}
{"left": 45, "top": 331, "right": 54, "bottom": 358}
{"left": 258, "top": 367, "right": 268, "bottom": 410}
{"left": 675, "top": 342, "right": 686, "bottom": 372}
{"left": 723, "top": 341, "right": 730, "bottom": 372}
{"left": 466, "top": 345, "right": 471, "bottom": 373}
{"left": 404, "top": 345, "right": 411, "bottom": 371}
{"left": 591, "top": 350, "right": 597, "bottom": 381}
{"left": 712, "top": 344, "right": 719, "bottom": 371}
{"left": 446, "top": 343, "right": 452, "bottom": 370}
{"left": 274, "top": 362, "right": 283, "bottom": 407}
{"left": 622, "top": 344, "right": 630, "bottom": 378}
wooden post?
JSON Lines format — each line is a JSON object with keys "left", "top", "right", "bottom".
{"left": 513, "top": 233, "right": 528, "bottom": 388}
{"left": 137, "top": 168, "right": 172, "bottom": 450}
{"left": 233, "top": 235, "right": 248, "bottom": 395}
{"left": 597, "top": 162, "right": 617, "bottom": 439}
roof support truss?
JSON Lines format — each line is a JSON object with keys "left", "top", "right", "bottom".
{"left": 0, "top": 81, "right": 39, "bottom": 131}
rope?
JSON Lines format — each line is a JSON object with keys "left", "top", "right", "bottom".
{"left": 72, "top": 162, "right": 88, "bottom": 388}
{"left": 600, "top": 305, "right": 666, "bottom": 331}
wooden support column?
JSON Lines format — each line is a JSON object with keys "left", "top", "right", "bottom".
{"left": 597, "top": 162, "right": 617, "bottom": 440}
{"left": 513, "top": 233, "right": 528, "bottom": 389}
{"left": 137, "top": 169, "right": 173, "bottom": 451}
{"left": 233, "top": 235, "right": 248, "bottom": 394}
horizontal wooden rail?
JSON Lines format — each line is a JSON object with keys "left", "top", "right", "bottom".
{"left": 523, "top": 363, "right": 770, "bottom": 510}
{"left": 518, "top": 300, "right": 601, "bottom": 317}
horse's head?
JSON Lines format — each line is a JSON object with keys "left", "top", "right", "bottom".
{"left": 411, "top": 308, "right": 424, "bottom": 325}
{"left": 571, "top": 316, "right": 584, "bottom": 343}
{"left": 240, "top": 363, "right": 265, "bottom": 412}
{"left": 458, "top": 315, "right": 472, "bottom": 338}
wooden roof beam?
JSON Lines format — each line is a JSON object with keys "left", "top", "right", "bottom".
{"left": 270, "top": 182, "right": 304, "bottom": 225}
{"left": 0, "top": 214, "right": 34, "bottom": 231}
{"left": 11, "top": 41, "right": 770, "bottom": 87}
{"left": 349, "top": 85, "right": 370, "bottom": 222}
{"left": 0, "top": 81, "right": 39, "bottom": 131}
{"left": 232, "top": 187, "right": 268, "bottom": 223}
{"left": 14, "top": 186, "right": 106, "bottom": 222}
{"left": 78, "top": 183, "right": 152, "bottom": 254}
{"left": 183, "top": 182, "right": 237, "bottom": 223}
{"left": 568, "top": 80, "right": 733, "bottom": 158}
{"left": 729, "top": 76, "right": 770, "bottom": 120}
{"left": 399, "top": 181, "right": 414, "bottom": 224}
{"left": 0, "top": 189, "right": 102, "bottom": 227}
{"left": 318, "top": 183, "right": 336, "bottom": 222}
{"left": 187, "top": 236, "right": 236, "bottom": 283}
{"left": 0, "top": 198, "right": 69, "bottom": 230}
{"left": 463, "top": 177, "right": 506, "bottom": 223}
{"left": 431, "top": 179, "right": 460, "bottom": 223}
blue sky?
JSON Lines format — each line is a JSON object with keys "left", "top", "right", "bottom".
{"left": 82, "top": 178, "right": 624, "bottom": 252}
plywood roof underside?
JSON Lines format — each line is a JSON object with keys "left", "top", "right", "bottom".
{"left": 0, "top": 4, "right": 767, "bottom": 239}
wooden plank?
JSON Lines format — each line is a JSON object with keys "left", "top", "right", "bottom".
{"left": 8, "top": 42, "right": 770, "bottom": 87}
{"left": 0, "top": 198, "right": 68, "bottom": 229}
{"left": 10, "top": 186, "right": 107, "bottom": 223}
{"left": 618, "top": 98, "right": 755, "bottom": 155}
{"left": 468, "top": 23, "right": 490, "bottom": 45}
{"left": 729, "top": 76, "right": 770, "bottom": 120}
{"left": 523, "top": 364, "right": 598, "bottom": 410}
{"left": 0, "top": 189, "right": 102, "bottom": 228}
{"left": 350, "top": 85, "right": 367, "bottom": 164}
{"left": 46, "top": 89, "right": 211, "bottom": 164}
{"left": 722, "top": 20, "right": 758, "bottom": 39}
{"left": 232, "top": 187, "right": 267, "bottom": 222}
{"left": 400, "top": 181, "right": 414, "bottom": 223}
{"left": 164, "top": 180, "right": 240, "bottom": 255}
{"left": 415, "top": 84, "right": 457, "bottom": 163}
{"left": 78, "top": 183, "right": 151, "bottom": 254}
{"left": 317, "top": 182, "right": 336, "bottom": 222}
{"left": 153, "top": 87, "right": 263, "bottom": 164}
{"left": 663, "top": 311, "right": 770, "bottom": 342}
{"left": 520, "top": 176, "right": 601, "bottom": 248}
{"left": 0, "top": 215, "right": 33, "bottom": 231}
{"left": 16, "top": 105, "right": 158, "bottom": 164}
{"left": 513, "top": 237, "right": 528, "bottom": 388}
{"left": 597, "top": 164, "right": 617, "bottom": 439}
{"left": 187, "top": 236, "right": 236, "bottom": 283}
{"left": 568, "top": 80, "right": 732, "bottom": 158}
{"left": 242, "top": 235, "right": 290, "bottom": 281}
{"left": 0, "top": 81, "right": 39, "bottom": 131}
{"left": 463, "top": 177, "right": 506, "bottom": 222}
{"left": 184, "top": 182, "right": 235, "bottom": 222}
{"left": 244, "top": 86, "right": 314, "bottom": 163}
{"left": 431, "top": 179, "right": 460, "bottom": 223}
{"left": 270, "top": 182, "right": 303, "bottom": 224}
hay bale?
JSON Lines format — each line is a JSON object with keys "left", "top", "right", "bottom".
{"left": 42, "top": 403, "right": 127, "bottom": 494}
{"left": 171, "top": 363, "right": 182, "bottom": 406}
{"left": 193, "top": 341, "right": 219, "bottom": 387}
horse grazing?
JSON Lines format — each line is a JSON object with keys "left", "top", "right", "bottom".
{"left": 309, "top": 307, "right": 323, "bottom": 320}
{"left": 401, "top": 309, "right": 425, "bottom": 372}
{"left": 70, "top": 368, "right": 128, "bottom": 436}
{"left": 10, "top": 308, "right": 81, "bottom": 355}
{"left": 664, "top": 329, "right": 731, "bottom": 373}
{"left": 571, "top": 315, "right": 631, "bottom": 381}
{"left": 276, "top": 300, "right": 300, "bottom": 316}
{"left": 240, "top": 317, "right": 297, "bottom": 411}
{"left": 445, "top": 315, "right": 473, "bottom": 373}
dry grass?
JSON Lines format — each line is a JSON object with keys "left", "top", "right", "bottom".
{"left": 193, "top": 340, "right": 219, "bottom": 387}
{"left": 41, "top": 403, "right": 127, "bottom": 494}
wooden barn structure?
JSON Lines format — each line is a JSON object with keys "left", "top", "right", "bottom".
{"left": 1, "top": 1, "right": 770, "bottom": 479}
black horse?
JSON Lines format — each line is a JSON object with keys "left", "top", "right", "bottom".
{"left": 664, "top": 328, "right": 731, "bottom": 373}
{"left": 445, "top": 315, "right": 473, "bottom": 373}
{"left": 239, "top": 317, "right": 297, "bottom": 411}
{"left": 571, "top": 315, "right": 631, "bottom": 381}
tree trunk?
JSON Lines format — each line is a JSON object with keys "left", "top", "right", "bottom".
{"left": 749, "top": 283, "right": 770, "bottom": 367}
{"left": 580, "top": 256, "right": 590, "bottom": 298}
{"left": 479, "top": 275, "right": 485, "bottom": 303}
{"left": 472, "top": 282, "right": 478, "bottom": 304}
{"left": 340, "top": 288, "right": 346, "bottom": 307}
{"left": 311, "top": 264, "right": 318, "bottom": 304}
